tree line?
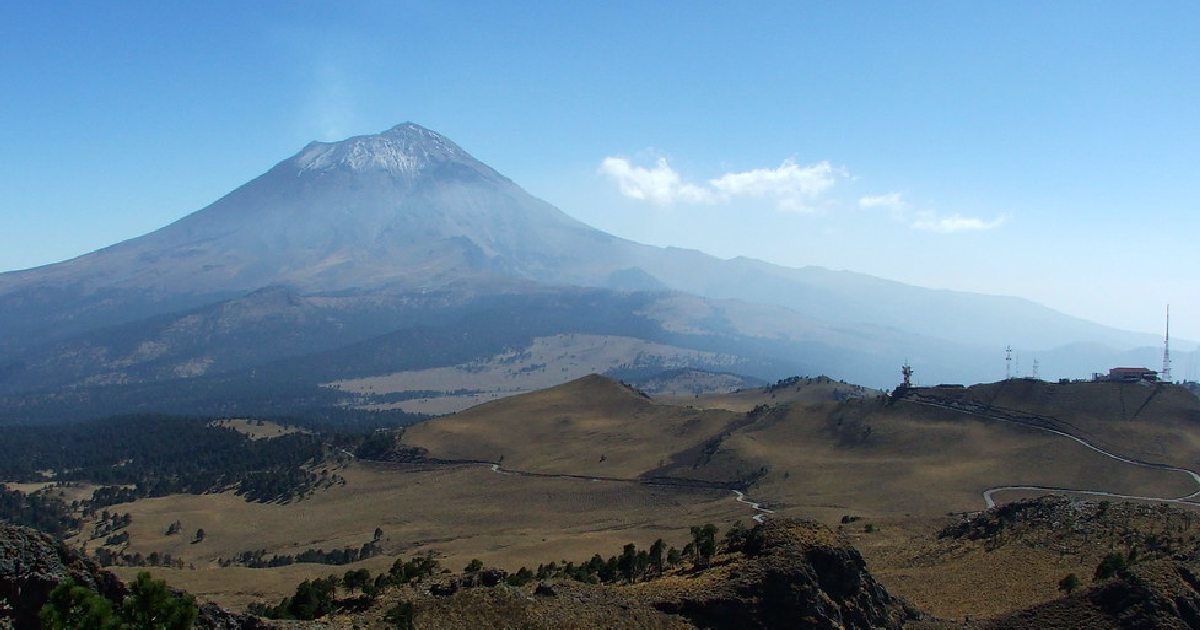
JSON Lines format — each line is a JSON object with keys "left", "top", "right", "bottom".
{"left": 247, "top": 521, "right": 743, "bottom": 625}
{"left": 248, "top": 554, "right": 441, "bottom": 621}
{"left": 222, "top": 540, "right": 383, "bottom": 568}
{"left": 39, "top": 572, "right": 196, "bottom": 630}
{"left": 0, "top": 413, "right": 393, "bottom": 537}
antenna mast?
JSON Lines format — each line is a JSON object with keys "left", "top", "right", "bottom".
{"left": 1162, "top": 305, "right": 1172, "bottom": 382}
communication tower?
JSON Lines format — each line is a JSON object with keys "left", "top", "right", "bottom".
{"left": 1032, "top": 358, "right": 1039, "bottom": 380}
{"left": 901, "top": 361, "right": 913, "bottom": 389}
{"left": 1162, "top": 305, "right": 1173, "bottom": 383}
{"left": 1005, "top": 346, "right": 1012, "bottom": 380}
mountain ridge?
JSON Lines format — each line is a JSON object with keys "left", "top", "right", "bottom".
{"left": 0, "top": 123, "right": 1182, "bottom": 408}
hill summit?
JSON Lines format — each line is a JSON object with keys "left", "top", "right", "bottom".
{"left": 0, "top": 123, "right": 609, "bottom": 297}
{"left": 292, "top": 123, "right": 486, "bottom": 177}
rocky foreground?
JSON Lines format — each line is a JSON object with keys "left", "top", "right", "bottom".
{"left": 0, "top": 525, "right": 262, "bottom": 629}
{"left": 391, "top": 519, "right": 920, "bottom": 629}
{"left": 9, "top": 501, "right": 1200, "bottom": 628}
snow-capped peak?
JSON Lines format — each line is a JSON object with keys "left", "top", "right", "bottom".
{"left": 292, "top": 122, "right": 471, "bottom": 174}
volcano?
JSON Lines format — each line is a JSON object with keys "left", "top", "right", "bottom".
{"left": 0, "top": 123, "right": 625, "bottom": 294}
{"left": 0, "top": 124, "right": 1170, "bottom": 420}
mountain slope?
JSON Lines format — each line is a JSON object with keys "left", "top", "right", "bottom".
{"left": 0, "top": 124, "right": 612, "bottom": 295}
{"left": 0, "top": 123, "right": 1174, "bottom": 412}
{"left": 0, "top": 124, "right": 1160, "bottom": 346}
{"left": 399, "top": 376, "right": 1200, "bottom": 516}
{"left": 402, "top": 374, "right": 743, "bottom": 477}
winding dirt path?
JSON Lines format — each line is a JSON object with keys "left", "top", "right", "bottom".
{"left": 486, "top": 463, "right": 773, "bottom": 522}
{"left": 732, "top": 490, "right": 775, "bottom": 523}
{"left": 981, "top": 485, "right": 1200, "bottom": 509}
{"left": 904, "top": 396, "right": 1200, "bottom": 509}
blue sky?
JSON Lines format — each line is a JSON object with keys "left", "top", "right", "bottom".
{"left": 1, "top": 2, "right": 1197, "bottom": 342}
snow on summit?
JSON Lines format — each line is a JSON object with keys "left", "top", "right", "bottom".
{"left": 293, "top": 123, "right": 470, "bottom": 174}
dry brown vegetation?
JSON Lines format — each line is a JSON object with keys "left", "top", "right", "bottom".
{"left": 718, "top": 397, "right": 1196, "bottom": 516}
{"left": 860, "top": 497, "right": 1200, "bottom": 622}
{"left": 403, "top": 374, "right": 742, "bottom": 477}
{"left": 942, "top": 379, "right": 1200, "bottom": 470}
{"left": 391, "top": 376, "right": 1200, "bottom": 622}
{"left": 406, "top": 377, "right": 1197, "bottom": 519}
{"left": 57, "top": 375, "right": 1200, "bottom": 624}
{"left": 96, "top": 461, "right": 746, "bottom": 610}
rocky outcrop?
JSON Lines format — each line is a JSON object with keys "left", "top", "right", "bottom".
{"left": 365, "top": 519, "right": 918, "bottom": 629}
{"left": 430, "top": 568, "right": 510, "bottom": 596}
{"left": 650, "top": 519, "right": 919, "bottom": 629}
{"left": 0, "top": 524, "right": 269, "bottom": 630}
{"left": 195, "top": 601, "right": 276, "bottom": 630}
{"left": 987, "top": 560, "right": 1200, "bottom": 629}
{"left": 0, "top": 524, "right": 125, "bottom": 628}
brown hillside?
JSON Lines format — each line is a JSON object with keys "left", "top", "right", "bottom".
{"left": 864, "top": 497, "right": 1200, "bottom": 621}
{"left": 932, "top": 380, "right": 1200, "bottom": 471}
{"left": 987, "top": 559, "right": 1200, "bottom": 629}
{"left": 402, "top": 374, "right": 743, "bottom": 478}
{"left": 659, "top": 394, "right": 1197, "bottom": 517}
{"left": 407, "top": 377, "right": 1200, "bottom": 518}
{"left": 970, "top": 498, "right": 1200, "bottom": 628}
{"left": 68, "top": 378, "right": 1200, "bottom": 619}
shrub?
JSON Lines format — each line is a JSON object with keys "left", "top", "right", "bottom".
{"left": 1058, "top": 573, "right": 1082, "bottom": 595}
{"left": 1094, "top": 552, "right": 1128, "bottom": 581}
{"left": 385, "top": 601, "right": 415, "bottom": 629}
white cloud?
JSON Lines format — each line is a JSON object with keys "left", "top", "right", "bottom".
{"left": 860, "top": 192, "right": 1007, "bottom": 234}
{"left": 911, "top": 213, "right": 1007, "bottom": 233}
{"left": 599, "top": 156, "right": 844, "bottom": 211}
{"left": 708, "top": 160, "right": 841, "bottom": 212}
{"left": 601, "top": 157, "right": 1010, "bottom": 231}
{"left": 858, "top": 192, "right": 910, "bottom": 221}
{"left": 598, "top": 157, "right": 714, "bottom": 205}
{"left": 858, "top": 193, "right": 906, "bottom": 210}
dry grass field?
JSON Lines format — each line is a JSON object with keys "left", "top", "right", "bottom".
{"left": 950, "top": 379, "right": 1200, "bottom": 470}
{"left": 849, "top": 512, "right": 1104, "bottom": 621}
{"left": 403, "top": 374, "right": 743, "bottom": 478}
{"left": 1, "top": 481, "right": 108, "bottom": 505}
{"left": 712, "top": 397, "right": 1198, "bottom": 518}
{"left": 404, "top": 377, "right": 1200, "bottom": 519}
{"left": 97, "top": 460, "right": 748, "bottom": 611}
{"left": 61, "top": 377, "right": 1200, "bottom": 619}
{"left": 855, "top": 499, "right": 1200, "bottom": 622}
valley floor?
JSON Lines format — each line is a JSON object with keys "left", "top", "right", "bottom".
{"left": 52, "top": 378, "right": 1200, "bottom": 625}
{"left": 97, "top": 461, "right": 750, "bottom": 611}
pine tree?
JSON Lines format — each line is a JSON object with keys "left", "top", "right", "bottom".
{"left": 39, "top": 579, "right": 120, "bottom": 630}
{"left": 649, "top": 538, "right": 665, "bottom": 576}
{"left": 121, "top": 572, "right": 197, "bottom": 630}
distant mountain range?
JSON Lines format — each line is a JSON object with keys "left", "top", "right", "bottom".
{"left": 0, "top": 123, "right": 1188, "bottom": 423}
